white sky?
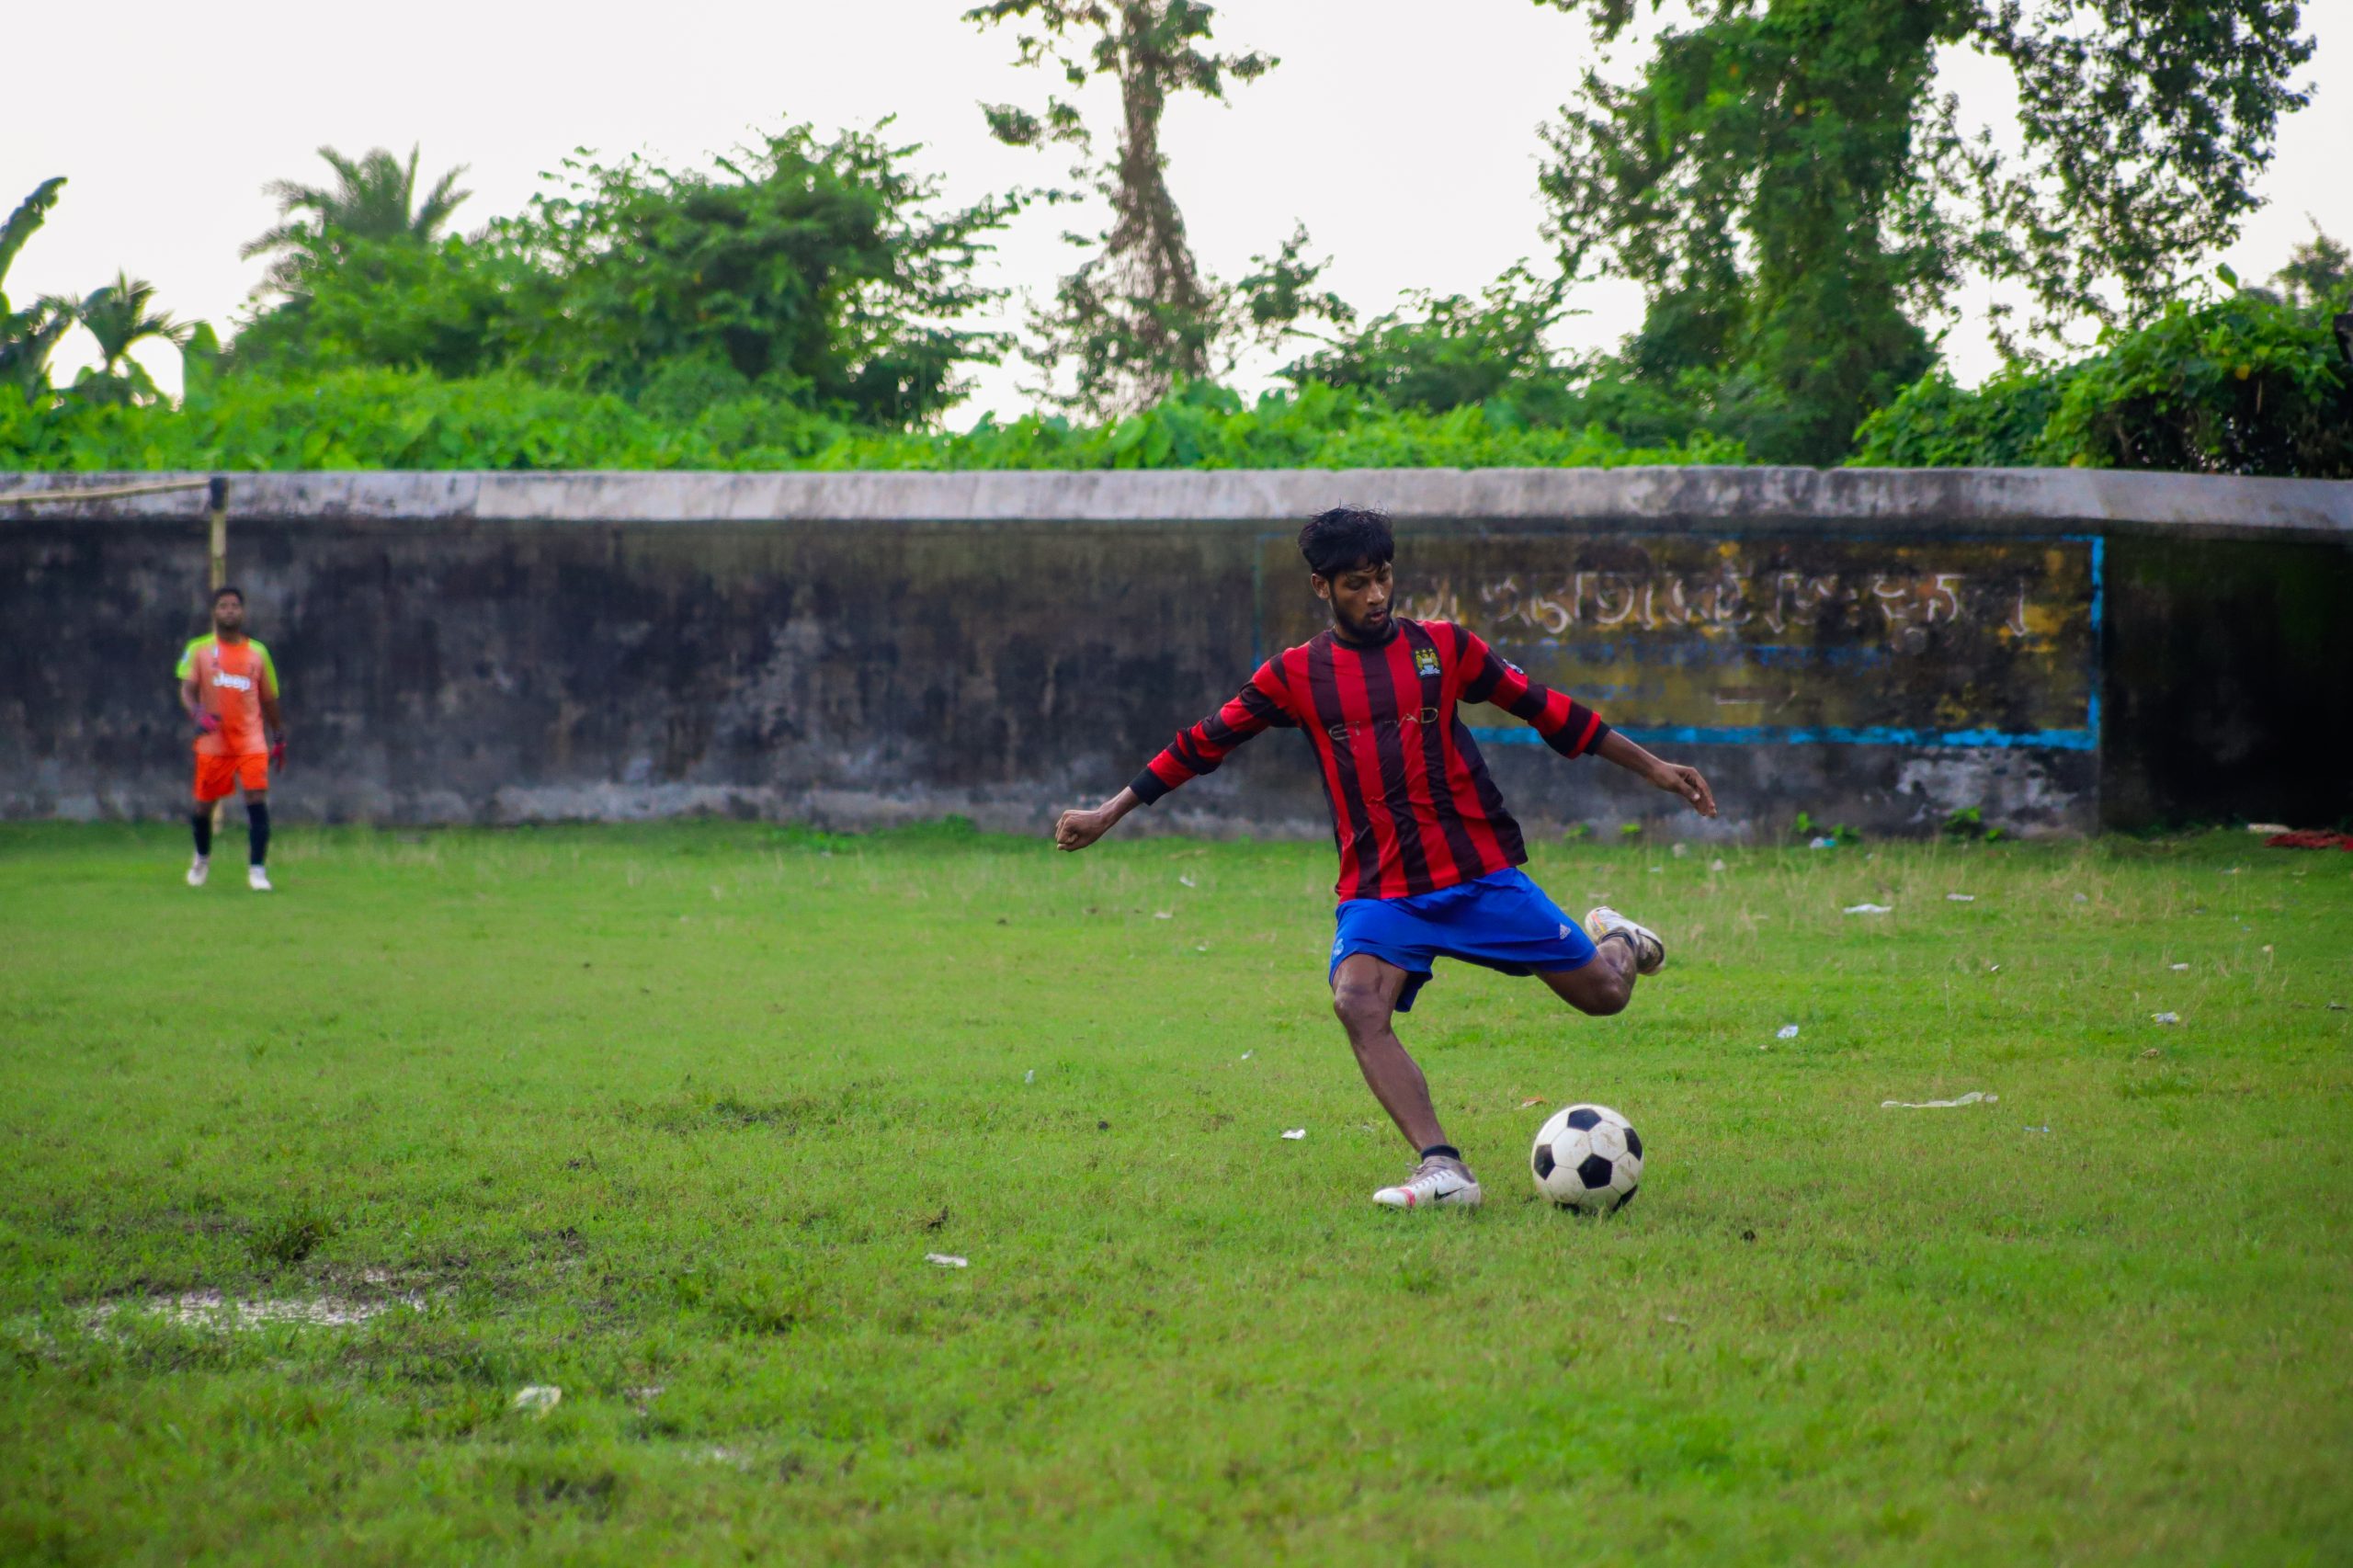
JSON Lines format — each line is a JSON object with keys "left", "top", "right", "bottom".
{"left": 8, "top": 0, "right": 2348, "bottom": 423}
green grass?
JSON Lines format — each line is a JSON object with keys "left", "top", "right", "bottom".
{"left": 3, "top": 821, "right": 2350, "bottom": 1564}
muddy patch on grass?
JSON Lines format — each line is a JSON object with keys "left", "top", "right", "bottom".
{"left": 84, "top": 1287, "right": 426, "bottom": 1334}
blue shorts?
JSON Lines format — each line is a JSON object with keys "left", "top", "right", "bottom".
{"left": 1328, "top": 867, "right": 1598, "bottom": 1012}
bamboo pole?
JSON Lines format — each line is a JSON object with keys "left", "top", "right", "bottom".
{"left": 0, "top": 476, "right": 214, "bottom": 506}
{"left": 206, "top": 477, "right": 227, "bottom": 591}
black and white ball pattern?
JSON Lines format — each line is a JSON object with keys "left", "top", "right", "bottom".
{"left": 1530, "top": 1103, "right": 1643, "bottom": 1212}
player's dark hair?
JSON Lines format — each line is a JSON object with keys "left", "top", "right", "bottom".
{"left": 212, "top": 585, "right": 244, "bottom": 605}
{"left": 1298, "top": 507, "right": 1394, "bottom": 580}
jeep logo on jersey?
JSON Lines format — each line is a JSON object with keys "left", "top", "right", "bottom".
{"left": 1415, "top": 646, "right": 1440, "bottom": 677}
{"left": 211, "top": 671, "right": 254, "bottom": 692}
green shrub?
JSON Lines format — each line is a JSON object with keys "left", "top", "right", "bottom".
{"left": 0, "top": 370, "right": 1745, "bottom": 472}
{"left": 1853, "top": 290, "right": 2352, "bottom": 477}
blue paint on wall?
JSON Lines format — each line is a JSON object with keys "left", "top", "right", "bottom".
{"left": 1469, "top": 723, "right": 2099, "bottom": 752}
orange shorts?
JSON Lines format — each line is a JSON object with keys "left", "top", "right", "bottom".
{"left": 194, "top": 751, "right": 269, "bottom": 802}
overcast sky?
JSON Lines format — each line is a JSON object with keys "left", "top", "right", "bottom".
{"left": 8, "top": 0, "right": 2347, "bottom": 418}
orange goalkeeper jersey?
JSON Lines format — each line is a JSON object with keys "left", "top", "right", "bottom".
{"left": 177, "top": 635, "right": 278, "bottom": 757}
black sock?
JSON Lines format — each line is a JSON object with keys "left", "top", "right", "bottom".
{"left": 190, "top": 810, "right": 212, "bottom": 858}
{"left": 246, "top": 801, "right": 270, "bottom": 867}
{"left": 1419, "top": 1143, "right": 1461, "bottom": 1163}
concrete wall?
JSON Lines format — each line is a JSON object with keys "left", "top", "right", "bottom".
{"left": 3, "top": 467, "right": 2348, "bottom": 838}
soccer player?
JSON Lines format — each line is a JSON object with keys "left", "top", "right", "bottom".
{"left": 176, "top": 585, "right": 285, "bottom": 892}
{"left": 1054, "top": 507, "right": 1717, "bottom": 1210}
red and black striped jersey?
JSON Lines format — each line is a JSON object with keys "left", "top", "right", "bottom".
{"left": 1128, "top": 618, "right": 1611, "bottom": 902}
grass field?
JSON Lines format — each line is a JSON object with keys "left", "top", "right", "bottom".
{"left": 3, "top": 820, "right": 2350, "bottom": 1564}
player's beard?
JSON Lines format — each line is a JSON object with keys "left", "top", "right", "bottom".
{"left": 1336, "top": 601, "right": 1392, "bottom": 642}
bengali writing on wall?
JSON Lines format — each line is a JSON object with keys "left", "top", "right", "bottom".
{"left": 1260, "top": 535, "right": 2100, "bottom": 743}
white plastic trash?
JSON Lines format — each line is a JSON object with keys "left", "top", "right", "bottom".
{"left": 1946, "top": 893, "right": 1976, "bottom": 903}
{"left": 1777, "top": 1024, "right": 1800, "bottom": 1040}
{"left": 513, "top": 1386, "right": 562, "bottom": 1415}
{"left": 925, "top": 1254, "right": 969, "bottom": 1268}
{"left": 1280, "top": 1128, "right": 1306, "bottom": 1141}
{"left": 1881, "top": 1091, "right": 1998, "bottom": 1109}
{"left": 1844, "top": 903, "right": 1893, "bottom": 915}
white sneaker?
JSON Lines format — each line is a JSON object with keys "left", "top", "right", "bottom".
{"left": 247, "top": 865, "right": 273, "bottom": 892}
{"left": 187, "top": 855, "right": 209, "bottom": 888}
{"left": 1373, "top": 1156, "right": 1483, "bottom": 1210}
{"left": 1585, "top": 906, "right": 1665, "bottom": 974}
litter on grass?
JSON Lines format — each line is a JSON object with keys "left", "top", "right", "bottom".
{"left": 1946, "top": 893, "right": 1976, "bottom": 903}
{"left": 1882, "top": 1091, "right": 1998, "bottom": 1109}
{"left": 2247, "top": 823, "right": 2291, "bottom": 835}
{"left": 2153, "top": 1012, "right": 2182, "bottom": 1025}
{"left": 925, "top": 1254, "right": 969, "bottom": 1268}
{"left": 1711, "top": 858, "right": 1727, "bottom": 871}
{"left": 1153, "top": 911, "right": 1172, "bottom": 920}
{"left": 1845, "top": 903, "right": 1894, "bottom": 915}
{"left": 2074, "top": 892, "right": 2090, "bottom": 903}
{"left": 2266, "top": 829, "right": 2353, "bottom": 851}
{"left": 1672, "top": 843, "right": 1688, "bottom": 858}
{"left": 1280, "top": 1128, "right": 1307, "bottom": 1141}
{"left": 1810, "top": 837, "right": 1839, "bottom": 850}
{"left": 2025, "top": 1126, "right": 2051, "bottom": 1134}
{"left": 513, "top": 1386, "right": 562, "bottom": 1415}
{"left": 1023, "top": 1069, "right": 1034, "bottom": 1083}
{"left": 2170, "top": 962, "right": 2190, "bottom": 971}
{"left": 1178, "top": 875, "right": 1196, "bottom": 888}
{"left": 1240, "top": 1051, "right": 1253, "bottom": 1061}
{"left": 1777, "top": 1024, "right": 1801, "bottom": 1040}
{"left": 1519, "top": 1097, "right": 1543, "bottom": 1108}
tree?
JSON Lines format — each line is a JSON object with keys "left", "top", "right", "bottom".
{"left": 513, "top": 122, "right": 1017, "bottom": 426}
{"left": 227, "top": 231, "right": 558, "bottom": 383}
{"left": 229, "top": 123, "right": 1017, "bottom": 428}
{"left": 2272, "top": 223, "right": 2350, "bottom": 311}
{"left": 0, "top": 178, "right": 73, "bottom": 399}
{"left": 67, "top": 272, "right": 189, "bottom": 404}
{"left": 243, "top": 144, "right": 472, "bottom": 294}
{"left": 969, "top": 0, "right": 1347, "bottom": 415}
{"left": 1280, "top": 263, "right": 1580, "bottom": 418}
{"left": 1536, "top": 1, "right": 2317, "bottom": 464}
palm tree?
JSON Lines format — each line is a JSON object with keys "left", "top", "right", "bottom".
{"left": 0, "top": 177, "right": 72, "bottom": 398}
{"left": 68, "top": 272, "right": 189, "bottom": 404}
{"left": 242, "top": 143, "right": 472, "bottom": 290}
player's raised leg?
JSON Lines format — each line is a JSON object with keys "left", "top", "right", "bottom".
{"left": 1537, "top": 907, "right": 1665, "bottom": 1016}
{"left": 1331, "top": 954, "right": 1482, "bottom": 1210}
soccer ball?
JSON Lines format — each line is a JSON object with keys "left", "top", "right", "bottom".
{"left": 1530, "top": 1103, "right": 1643, "bottom": 1212}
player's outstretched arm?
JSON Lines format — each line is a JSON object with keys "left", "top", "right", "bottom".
{"left": 1054, "top": 787, "right": 1142, "bottom": 853}
{"left": 1595, "top": 729, "right": 1717, "bottom": 818}
{"left": 1065, "top": 665, "right": 1294, "bottom": 852}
